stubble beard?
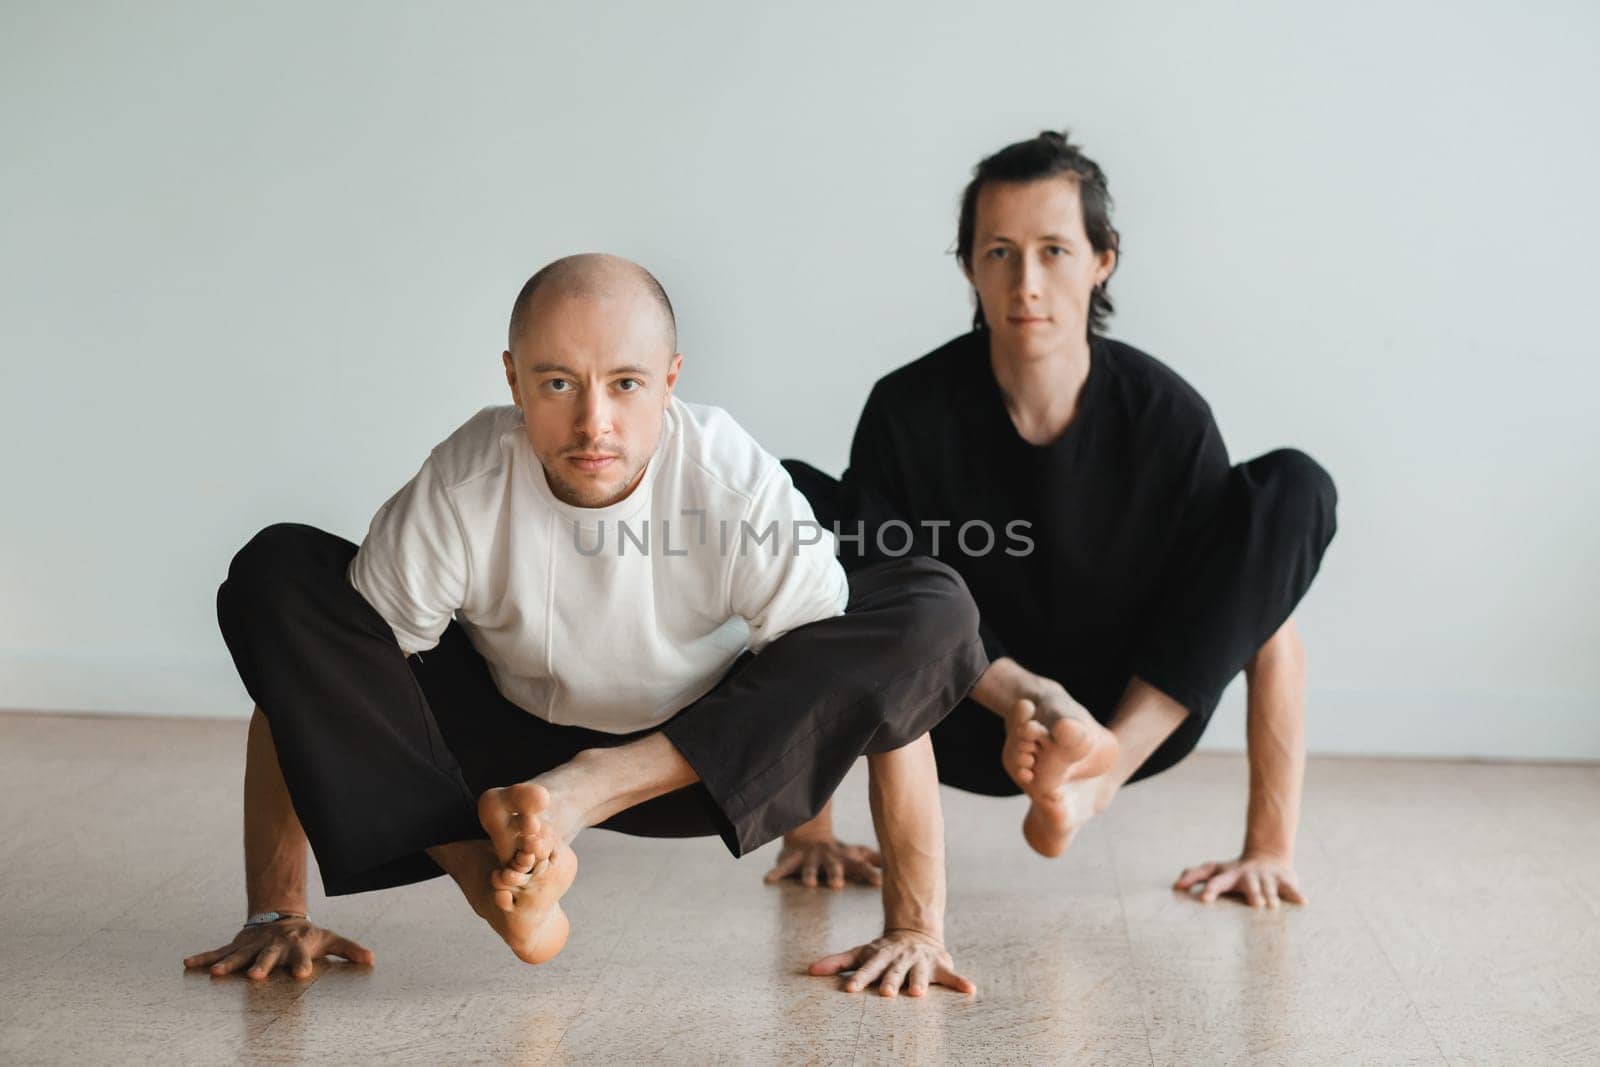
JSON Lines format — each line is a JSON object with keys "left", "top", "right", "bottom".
{"left": 548, "top": 452, "right": 643, "bottom": 509}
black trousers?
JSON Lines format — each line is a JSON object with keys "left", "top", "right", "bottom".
{"left": 784, "top": 449, "right": 1337, "bottom": 794}
{"left": 216, "top": 523, "right": 988, "bottom": 897}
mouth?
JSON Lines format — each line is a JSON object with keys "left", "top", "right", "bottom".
{"left": 566, "top": 454, "right": 620, "bottom": 473}
{"left": 1007, "top": 315, "right": 1052, "bottom": 326}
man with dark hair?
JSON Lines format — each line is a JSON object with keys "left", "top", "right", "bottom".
{"left": 775, "top": 133, "right": 1338, "bottom": 910}
{"left": 186, "top": 253, "right": 986, "bottom": 996}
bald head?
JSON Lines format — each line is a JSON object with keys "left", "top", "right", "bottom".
{"left": 508, "top": 253, "right": 677, "bottom": 356}
{"left": 501, "top": 253, "right": 684, "bottom": 510}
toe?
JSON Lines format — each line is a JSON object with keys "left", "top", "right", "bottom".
{"left": 492, "top": 866, "right": 531, "bottom": 891}
{"left": 477, "top": 786, "right": 509, "bottom": 826}
{"left": 1005, "top": 698, "right": 1036, "bottom": 728}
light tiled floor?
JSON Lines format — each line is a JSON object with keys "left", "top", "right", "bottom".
{"left": 1, "top": 711, "right": 1595, "bottom": 1065}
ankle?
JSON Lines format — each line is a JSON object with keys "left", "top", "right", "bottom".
{"left": 563, "top": 748, "right": 662, "bottom": 831}
{"left": 566, "top": 735, "right": 696, "bottom": 825}
{"left": 548, "top": 748, "right": 621, "bottom": 829}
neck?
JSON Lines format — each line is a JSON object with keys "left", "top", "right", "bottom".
{"left": 986, "top": 330, "right": 1093, "bottom": 445}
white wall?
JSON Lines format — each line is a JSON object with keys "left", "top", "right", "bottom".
{"left": 2, "top": 0, "right": 1596, "bottom": 760}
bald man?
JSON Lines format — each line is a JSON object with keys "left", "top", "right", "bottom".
{"left": 188, "top": 254, "right": 988, "bottom": 998}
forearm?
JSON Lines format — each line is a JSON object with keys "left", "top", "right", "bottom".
{"left": 1236, "top": 622, "right": 1309, "bottom": 858}
{"left": 1242, "top": 681, "right": 1305, "bottom": 859}
{"left": 244, "top": 707, "right": 309, "bottom": 914}
{"left": 867, "top": 735, "right": 945, "bottom": 941}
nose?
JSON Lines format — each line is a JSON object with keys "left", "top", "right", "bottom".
{"left": 1011, "top": 254, "right": 1042, "bottom": 303}
{"left": 575, "top": 389, "right": 614, "bottom": 441}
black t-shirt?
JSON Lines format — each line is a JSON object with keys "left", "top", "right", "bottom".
{"left": 841, "top": 329, "right": 1232, "bottom": 720}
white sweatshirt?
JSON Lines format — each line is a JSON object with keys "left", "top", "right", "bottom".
{"left": 347, "top": 399, "right": 848, "bottom": 734}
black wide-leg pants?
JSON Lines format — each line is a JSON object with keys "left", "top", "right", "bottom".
{"left": 216, "top": 523, "right": 988, "bottom": 897}
{"left": 784, "top": 448, "right": 1337, "bottom": 792}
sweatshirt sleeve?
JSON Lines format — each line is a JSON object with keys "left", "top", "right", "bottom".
{"left": 347, "top": 454, "right": 470, "bottom": 655}
{"left": 726, "top": 463, "right": 850, "bottom": 654}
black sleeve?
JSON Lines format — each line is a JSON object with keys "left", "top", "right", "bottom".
{"left": 841, "top": 382, "right": 912, "bottom": 542}
{"left": 842, "top": 382, "right": 1010, "bottom": 662}
{"left": 1126, "top": 404, "right": 1233, "bottom": 713}
{"left": 1168, "top": 409, "right": 1233, "bottom": 560}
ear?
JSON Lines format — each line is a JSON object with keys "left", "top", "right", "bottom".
{"left": 502, "top": 350, "right": 520, "bottom": 410}
{"left": 663, "top": 352, "right": 684, "bottom": 404}
{"left": 1095, "top": 247, "right": 1118, "bottom": 287}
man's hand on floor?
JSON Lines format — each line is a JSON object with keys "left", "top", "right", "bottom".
{"left": 764, "top": 834, "right": 884, "bottom": 889}
{"left": 182, "top": 917, "right": 375, "bottom": 979}
{"left": 1175, "top": 851, "right": 1308, "bottom": 908}
{"left": 808, "top": 929, "right": 976, "bottom": 997}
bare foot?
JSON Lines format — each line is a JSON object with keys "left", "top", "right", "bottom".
{"left": 434, "top": 838, "right": 579, "bottom": 965}
{"left": 478, "top": 782, "right": 564, "bottom": 897}
{"left": 1002, "top": 696, "right": 1118, "bottom": 793}
{"left": 488, "top": 841, "right": 578, "bottom": 964}
{"left": 1021, "top": 775, "right": 1114, "bottom": 858}
{"left": 1002, "top": 695, "right": 1120, "bottom": 858}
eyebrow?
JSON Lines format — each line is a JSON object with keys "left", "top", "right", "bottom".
{"left": 530, "top": 362, "right": 654, "bottom": 377}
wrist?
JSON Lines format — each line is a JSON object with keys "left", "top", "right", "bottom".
{"left": 243, "top": 909, "right": 307, "bottom": 928}
{"left": 1244, "top": 805, "right": 1296, "bottom": 861}
{"left": 783, "top": 811, "right": 835, "bottom": 845}
{"left": 246, "top": 895, "right": 308, "bottom": 916}
{"left": 883, "top": 901, "right": 944, "bottom": 942}
{"left": 883, "top": 924, "right": 944, "bottom": 946}
{"left": 1242, "top": 835, "right": 1294, "bottom": 862}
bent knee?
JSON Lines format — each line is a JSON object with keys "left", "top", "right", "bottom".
{"left": 888, "top": 556, "right": 981, "bottom": 653}
{"left": 1246, "top": 448, "right": 1338, "bottom": 539}
{"left": 228, "top": 523, "right": 324, "bottom": 580}
{"left": 1259, "top": 448, "right": 1336, "bottom": 511}
{"left": 218, "top": 523, "right": 339, "bottom": 623}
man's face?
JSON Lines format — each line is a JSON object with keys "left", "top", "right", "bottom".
{"left": 964, "top": 177, "right": 1116, "bottom": 357}
{"left": 502, "top": 291, "right": 681, "bottom": 508}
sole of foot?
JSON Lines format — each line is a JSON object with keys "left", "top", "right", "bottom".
{"left": 1002, "top": 699, "right": 1119, "bottom": 858}
{"left": 1021, "top": 776, "right": 1110, "bottom": 858}
{"left": 479, "top": 782, "right": 562, "bottom": 891}
{"left": 488, "top": 842, "right": 579, "bottom": 965}
{"left": 1003, "top": 699, "right": 1118, "bottom": 796}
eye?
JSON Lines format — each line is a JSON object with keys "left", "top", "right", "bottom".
{"left": 985, "top": 246, "right": 1010, "bottom": 260}
{"left": 1046, "top": 245, "right": 1068, "bottom": 257}
{"left": 545, "top": 379, "right": 573, "bottom": 393}
{"left": 616, "top": 378, "right": 642, "bottom": 393}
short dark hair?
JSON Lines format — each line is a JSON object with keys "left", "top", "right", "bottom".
{"left": 955, "top": 130, "right": 1120, "bottom": 336}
